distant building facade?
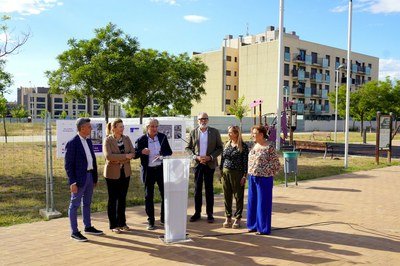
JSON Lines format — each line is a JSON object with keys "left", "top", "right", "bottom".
{"left": 17, "top": 86, "right": 122, "bottom": 119}
{"left": 192, "top": 26, "right": 379, "bottom": 121}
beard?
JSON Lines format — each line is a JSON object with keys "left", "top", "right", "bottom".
{"left": 199, "top": 123, "right": 208, "bottom": 130}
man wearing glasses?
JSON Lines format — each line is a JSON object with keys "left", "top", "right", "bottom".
{"left": 186, "top": 112, "right": 223, "bottom": 223}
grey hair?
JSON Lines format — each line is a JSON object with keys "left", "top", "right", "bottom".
{"left": 197, "top": 112, "right": 208, "bottom": 119}
{"left": 76, "top": 118, "right": 91, "bottom": 131}
{"left": 145, "top": 118, "right": 159, "bottom": 128}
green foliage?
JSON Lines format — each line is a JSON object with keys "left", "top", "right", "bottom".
{"left": 59, "top": 111, "right": 68, "bottom": 119}
{"left": 0, "top": 60, "right": 13, "bottom": 95}
{"left": 124, "top": 50, "right": 207, "bottom": 123}
{"left": 46, "top": 23, "right": 139, "bottom": 123}
{"left": 39, "top": 110, "right": 49, "bottom": 120}
{"left": 78, "top": 111, "right": 90, "bottom": 118}
{"left": 10, "top": 105, "right": 28, "bottom": 121}
{"left": 328, "top": 77, "right": 400, "bottom": 132}
{"left": 228, "top": 95, "right": 249, "bottom": 130}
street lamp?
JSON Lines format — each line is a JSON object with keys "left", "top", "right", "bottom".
{"left": 334, "top": 64, "right": 345, "bottom": 143}
{"left": 344, "top": 0, "right": 353, "bottom": 169}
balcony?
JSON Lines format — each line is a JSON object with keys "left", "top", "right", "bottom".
{"left": 293, "top": 103, "right": 304, "bottom": 114}
{"left": 292, "top": 86, "right": 305, "bottom": 95}
{"left": 310, "top": 73, "right": 323, "bottom": 83}
{"left": 324, "top": 74, "right": 330, "bottom": 83}
{"left": 293, "top": 53, "right": 305, "bottom": 63}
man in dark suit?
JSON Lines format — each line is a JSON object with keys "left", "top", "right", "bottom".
{"left": 135, "top": 118, "right": 173, "bottom": 230}
{"left": 186, "top": 112, "right": 223, "bottom": 223}
{"left": 65, "top": 118, "right": 103, "bottom": 242}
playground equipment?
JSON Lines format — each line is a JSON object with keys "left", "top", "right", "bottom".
{"left": 250, "top": 99, "right": 297, "bottom": 145}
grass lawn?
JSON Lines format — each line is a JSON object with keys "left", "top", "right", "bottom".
{"left": 1, "top": 123, "right": 399, "bottom": 227}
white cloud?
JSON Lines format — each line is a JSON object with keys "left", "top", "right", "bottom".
{"left": 332, "top": 0, "right": 400, "bottom": 14}
{"left": 183, "top": 15, "right": 209, "bottom": 23}
{"left": 0, "top": 0, "right": 63, "bottom": 16}
{"left": 379, "top": 58, "right": 400, "bottom": 80}
{"left": 150, "top": 0, "right": 178, "bottom": 5}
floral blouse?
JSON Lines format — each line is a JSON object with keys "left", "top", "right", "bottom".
{"left": 220, "top": 141, "right": 249, "bottom": 174}
{"left": 248, "top": 143, "right": 280, "bottom": 177}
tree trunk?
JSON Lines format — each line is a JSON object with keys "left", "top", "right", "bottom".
{"left": 2, "top": 116, "right": 7, "bottom": 143}
{"left": 103, "top": 101, "right": 109, "bottom": 123}
{"left": 139, "top": 109, "right": 144, "bottom": 124}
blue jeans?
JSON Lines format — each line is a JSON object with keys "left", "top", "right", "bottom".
{"left": 68, "top": 172, "right": 93, "bottom": 233}
{"left": 247, "top": 175, "right": 273, "bottom": 234}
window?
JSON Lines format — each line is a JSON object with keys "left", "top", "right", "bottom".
{"left": 284, "top": 64, "right": 290, "bottom": 76}
{"left": 93, "top": 99, "right": 99, "bottom": 104}
{"left": 284, "top": 46, "right": 290, "bottom": 53}
{"left": 226, "top": 70, "right": 231, "bottom": 76}
{"left": 225, "top": 99, "right": 231, "bottom": 105}
{"left": 36, "top": 104, "right": 46, "bottom": 109}
{"left": 54, "top": 98, "right": 63, "bottom": 103}
{"left": 226, "top": 55, "right": 232, "bottom": 61}
{"left": 37, "top": 97, "right": 46, "bottom": 102}
{"left": 54, "top": 104, "right": 63, "bottom": 109}
{"left": 78, "top": 105, "right": 86, "bottom": 110}
{"left": 234, "top": 85, "right": 237, "bottom": 91}
{"left": 226, "top": 85, "right": 231, "bottom": 90}
{"left": 234, "top": 71, "right": 237, "bottom": 77}
{"left": 311, "top": 52, "right": 318, "bottom": 64}
{"left": 325, "top": 55, "right": 330, "bottom": 67}
{"left": 234, "top": 57, "right": 237, "bottom": 62}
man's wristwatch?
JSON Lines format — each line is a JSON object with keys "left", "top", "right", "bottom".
{"left": 192, "top": 155, "right": 197, "bottom": 160}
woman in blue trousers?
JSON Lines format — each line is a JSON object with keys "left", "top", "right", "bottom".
{"left": 247, "top": 125, "right": 280, "bottom": 235}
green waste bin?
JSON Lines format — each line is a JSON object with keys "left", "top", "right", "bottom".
{"left": 283, "top": 151, "right": 298, "bottom": 187}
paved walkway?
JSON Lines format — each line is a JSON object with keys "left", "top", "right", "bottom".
{"left": 1, "top": 166, "right": 400, "bottom": 266}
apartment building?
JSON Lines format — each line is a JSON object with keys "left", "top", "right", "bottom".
{"left": 17, "top": 87, "right": 122, "bottom": 119}
{"left": 192, "top": 26, "right": 379, "bottom": 121}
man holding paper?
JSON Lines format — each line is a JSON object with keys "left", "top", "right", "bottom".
{"left": 135, "top": 118, "right": 173, "bottom": 230}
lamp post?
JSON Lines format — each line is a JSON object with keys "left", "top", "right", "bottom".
{"left": 344, "top": 0, "right": 353, "bottom": 169}
{"left": 334, "top": 64, "right": 345, "bottom": 143}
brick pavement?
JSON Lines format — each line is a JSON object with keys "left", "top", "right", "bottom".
{"left": 1, "top": 166, "right": 400, "bottom": 266}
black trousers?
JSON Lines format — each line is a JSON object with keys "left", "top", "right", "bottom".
{"left": 106, "top": 170, "right": 130, "bottom": 229}
{"left": 145, "top": 165, "right": 164, "bottom": 225}
{"left": 193, "top": 164, "right": 215, "bottom": 216}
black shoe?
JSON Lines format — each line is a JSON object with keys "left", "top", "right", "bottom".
{"left": 190, "top": 214, "right": 201, "bottom": 222}
{"left": 71, "top": 231, "right": 88, "bottom": 242}
{"left": 207, "top": 215, "right": 215, "bottom": 223}
{"left": 248, "top": 228, "right": 257, "bottom": 233}
{"left": 147, "top": 224, "right": 155, "bottom": 230}
{"left": 84, "top": 226, "right": 104, "bottom": 235}
{"left": 160, "top": 218, "right": 164, "bottom": 225}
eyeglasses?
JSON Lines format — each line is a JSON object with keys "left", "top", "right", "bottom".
{"left": 198, "top": 118, "right": 208, "bottom": 121}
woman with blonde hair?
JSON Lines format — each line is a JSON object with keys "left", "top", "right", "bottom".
{"left": 219, "top": 125, "right": 249, "bottom": 229}
{"left": 103, "top": 118, "right": 135, "bottom": 233}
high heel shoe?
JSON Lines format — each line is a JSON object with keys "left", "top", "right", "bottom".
{"left": 222, "top": 217, "right": 232, "bottom": 228}
{"left": 232, "top": 218, "right": 241, "bottom": 229}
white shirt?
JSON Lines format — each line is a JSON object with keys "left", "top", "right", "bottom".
{"left": 147, "top": 135, "right": 162, "bottom": 167}
{"left": 78, "top": 134, "right": 93, "bottom": 171}
{"left": 199, "top": 128, "right": 208, "bottom": 157}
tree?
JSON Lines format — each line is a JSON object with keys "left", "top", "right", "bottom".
{"left": 46, "top": 23, "right": 139, "bottom": 123}
{"left": 0, "top": 60, "right": 13, "bottom": 95}
{"left": 10, "top": 105, "right": 28, "bottom": 122}
{"left": 0, "top": 61, "right": 13, "bottom": 143}
{"left": 124, "top": 50, "right": 207, "bottom": 123}
{"left": 59, "top": 111, "right": 68, "bottom": 119}
{"left": 0, "top": 15, "right": 30, "bottom": 58}
{"left": 0, "top": 95, "right": 8, "bottom": 143}
{"left": 228, "top": 95, "right": 250, "bottom": 131}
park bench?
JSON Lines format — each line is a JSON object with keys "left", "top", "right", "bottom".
{"left": 312, "top": 131, "right": 332, "bottom": 141}
{"left": 293, "top": 140, "right": 334, "bottom": 159}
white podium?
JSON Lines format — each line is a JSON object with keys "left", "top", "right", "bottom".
{"left": 162, "top": 156, "right": 191, "bottom": 243}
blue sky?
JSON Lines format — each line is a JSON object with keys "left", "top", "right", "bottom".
{"left": 1, "top": 0, "right": 400, "bottom": 102}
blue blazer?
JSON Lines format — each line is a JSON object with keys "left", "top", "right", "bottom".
{"left": 65, "top": 134, "right": 98, "bottom": 187}
{"left": 134, "top": 132, "right": 173, "bottom": 183}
